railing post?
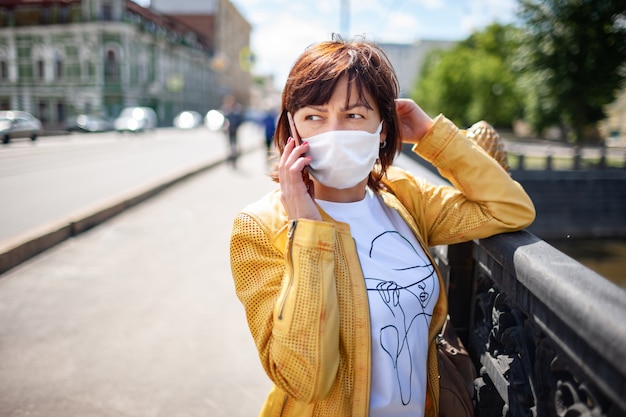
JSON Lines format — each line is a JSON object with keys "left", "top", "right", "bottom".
{"left": 573, "top": 146, "right": 582, "bottom": 170}
{"left": 445, "top": 242, "right": 475, "bottom": 342}
{"left": 545, "top": 152, "right": 553, "bottom": 171}
{"left": 599, "top": 145, "right": 607, "bottom": 169}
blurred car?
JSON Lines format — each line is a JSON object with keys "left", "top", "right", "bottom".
{"left": 205, "top": 109, "right": 226, "bottom": 131}
{"left": 0, "top": 110, "right": 42, "bottom": 144}
{"left": 66, "top": 114, "right": 113, "bottom": 133}
{"left": 114, "top": 107, "right": 158, "bottom": 133}
{"left": 173, "top": 110, "right": 202, "bottom": 129}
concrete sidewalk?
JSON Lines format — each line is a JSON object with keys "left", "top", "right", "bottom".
{"left": 0, "top": 147, "right": 276, "bottom": 417}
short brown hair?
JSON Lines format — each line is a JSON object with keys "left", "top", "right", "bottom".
{"left": 270, "top": 35, "right": 402, "bottom": 189}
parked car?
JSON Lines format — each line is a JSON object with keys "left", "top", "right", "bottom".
{"left": 114, "top": 107, "right": 158, "bottom": 133}
{"left": 205, "top": 109, "right": 226, "bottom": 131}
{"left": 66, "top": 114, "right": 113, "bottom": 133}
{"left": 173, "top": 110, "right": 202, "bottom": 129}
{"left": 0, "top": 110, "right": 42, "bottom": 144}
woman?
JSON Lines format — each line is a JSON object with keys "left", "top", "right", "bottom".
{"left": 230, "top": 36, "right": 535, "bottom": 417}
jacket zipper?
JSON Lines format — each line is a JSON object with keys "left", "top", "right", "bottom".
{"left": 278, "top": 220, "right": 297, "bottom": 320}
{"left": 279, "top": 393, "right": 289, "bottom": 416}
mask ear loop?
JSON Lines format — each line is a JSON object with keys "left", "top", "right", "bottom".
{"left": 377, "top": 137, "right": 386, "bottom": 165}
{"left": 378, "top": 121, "right": 386, "bottom": 149}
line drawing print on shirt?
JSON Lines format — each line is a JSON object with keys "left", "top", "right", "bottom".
{"left": 365, "top": 230, "right": 437, "bottom": 406}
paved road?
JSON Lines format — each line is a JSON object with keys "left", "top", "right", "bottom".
{"left": 0, "top": 125, "right": 262, "bottom": 275}
{"left": 0, "top": 126, "right": 255, "bottom": 243}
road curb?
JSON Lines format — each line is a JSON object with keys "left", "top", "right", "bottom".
{"left": 0, "top": 153, "right": 234, "bottom": 276}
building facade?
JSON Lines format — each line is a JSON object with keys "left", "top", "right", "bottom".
{"left": 0, "top": 0, "right": 251, "bottom": 129}
{"left": 152, "top": 0, "right": 252, "bottom": 107}
{"left": 379, "top": 40, "right": 455, "bottom": 98}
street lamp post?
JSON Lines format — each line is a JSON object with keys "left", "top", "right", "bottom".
{"left": 340, "top": 0, "right": 349, "bottom": 39}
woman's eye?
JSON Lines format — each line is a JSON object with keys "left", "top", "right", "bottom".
{"left": 348, "top": 113, "right": 364, "bottom": 119}
{"left": 304, "top": 114, "right": 322, "bottom": 121}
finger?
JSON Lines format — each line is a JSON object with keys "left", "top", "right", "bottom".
{"left": 279, "top": 140, "right": 310, "bottom": 183}
{"left": 282, "top": 138, "right": 308, "bottom": 168}
{"left": 288, "top": 113, "right": 312, "bottom": 185}
{"left": 288, "top": 153, "right": 312, "bottom": 177}
{"left": 278, "top": 136, "right": 295, "bottom": 168}
{"left": 395, "top": 98, "right": 412, "bottom": 115}
{"left": 287, "top": 112, "right": 301, "bottom": 145}
{"left": 284, "top": 135, "right": 297, "bottom": 153}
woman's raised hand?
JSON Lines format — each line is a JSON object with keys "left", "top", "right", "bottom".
{"left": 395, "top": 99, "right": 434, "bottom": 145}
{"left": 278, "top": 114, "right": 321, "bottom": 221}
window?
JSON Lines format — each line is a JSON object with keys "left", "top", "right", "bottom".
{"left": 59, "top": 5, "right": 69, "bottom": 23}
{"left": 105, "top": 49, "right": 119, "bottom": 81}
{"left": 36, "top": 59, "right": 45, "bottom": 80}
{"left": 38, "top": 101, "right": 48, "bottom": 124}
{"left": 32, "top": 45, "right": 46, "bottom": 81}
{"left": 0, "top": 47, "right": 8, "bottom": 81}
{"left": 80, "top": 46, "right": 93, "bottom": 82}
{"left": 56, "top": 102, "right": 66, "bottom": 124}
{"left": 102, "top": 3, "right": 112, "bottom": 21}
{"left": 0, "top": 60, "right": 7, "bottom": 81}
{"left": 54, "top": 50, "right": 63, "bottom": 80}
{"left": 40, "top": 6, "right": 50, "bottom": 24}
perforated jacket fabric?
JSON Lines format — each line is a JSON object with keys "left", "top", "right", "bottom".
{"left": 230, "top": 115, "right": 535, "bottom": 417}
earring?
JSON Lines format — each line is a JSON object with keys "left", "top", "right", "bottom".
{"left": 380, "top": 140, "right": 387, "bottom": 149}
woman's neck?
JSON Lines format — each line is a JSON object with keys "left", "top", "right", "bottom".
{"left": 312, "top": 178, "right": 369, "bottom": 203}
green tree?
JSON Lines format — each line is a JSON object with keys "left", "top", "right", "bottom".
{"left": 414, "top": 24, "right": 523, "bottom": 128}
{"left": 516, "top": 0, "right": 626, "bottom": 144}
{"left": 414, "top": 47, "right": 473, "bottom": 126}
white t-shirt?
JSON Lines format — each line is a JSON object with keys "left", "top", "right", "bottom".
{"left": 317, "top": 188, "right": 439, "bottom": 417}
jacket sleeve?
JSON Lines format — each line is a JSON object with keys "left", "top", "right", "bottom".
{"left": 230, "top": 214, "right": 340, "bottom": 403}
{"left": 407, "top": 115, "right": 536, "bottom": 246}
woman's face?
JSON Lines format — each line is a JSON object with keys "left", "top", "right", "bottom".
{"left": 291, "top": 75, "right": 385, "bottom": 142}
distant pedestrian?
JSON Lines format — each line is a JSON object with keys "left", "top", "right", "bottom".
{"left": 262, "top": 109, "right": 277, "bottom": 162}
{"left": 221, "top": 94, "right": 243, "bottom": 168}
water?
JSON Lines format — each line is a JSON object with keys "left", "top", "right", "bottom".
{"left": 547, "top": 238, "right": 626, "bottom": 291}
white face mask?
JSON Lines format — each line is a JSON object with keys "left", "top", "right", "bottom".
{"left": 304, "top": 122, "right": 383, "bottom": 189}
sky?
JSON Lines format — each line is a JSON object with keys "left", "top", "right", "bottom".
{"left": 229, "top": 0, "right": 520, "bottom": 88}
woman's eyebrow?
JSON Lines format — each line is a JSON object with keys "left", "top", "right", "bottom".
{"left": 343, "top": 102, "right": 371, "bottom": 111}
{"left": 304, "top": 105, "right": 328, "bottom": 112}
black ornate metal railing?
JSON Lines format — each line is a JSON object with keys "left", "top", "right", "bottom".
{"left": 434, "top": 232, "right": 626, "bottom": 417}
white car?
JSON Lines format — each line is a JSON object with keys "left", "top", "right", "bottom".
{"left": 114, "top": 107, "right": 158, "bottom": 132}
{"left": 173, "top": 110, "right": 202, "bottom": 129}
{"left": 0, "top": 110, "right": 42, "bottom": 144}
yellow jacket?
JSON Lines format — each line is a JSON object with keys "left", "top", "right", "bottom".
{"left": 230, "top": 116, "right": 535, "bottom": 417}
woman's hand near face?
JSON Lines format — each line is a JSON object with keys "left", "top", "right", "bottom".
{"left": 395, "top": 99, "right": 434, "bottom": 145}
{"left": 279, "top": 137, "right": 322, "bottom": 221}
